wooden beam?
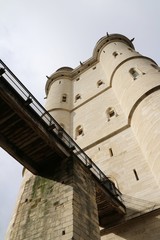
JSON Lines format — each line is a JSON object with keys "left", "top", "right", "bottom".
{"left": 0, "top": 132, "right": 39, "bottom": 175}
{"left": 0, "top": 79, "right": 70, "bottom": 159}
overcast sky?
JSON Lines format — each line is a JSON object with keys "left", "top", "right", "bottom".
{"left": 0, "top": 0, "right": 160, "bottom": 238}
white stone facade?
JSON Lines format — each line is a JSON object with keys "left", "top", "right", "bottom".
{"left": 6, "top": 34, "right": 160, "bottom": 240}
{"left": 45, "top": 34, "right": 160, "bottom": 239}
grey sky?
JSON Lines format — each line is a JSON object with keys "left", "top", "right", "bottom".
{"left": 0, "top": 0, "right": 160, "bottom": 238}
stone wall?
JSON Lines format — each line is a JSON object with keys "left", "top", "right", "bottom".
{"left": 7, "top": 34, "right": 160, "bottom": 240}
{"left": 101, "top": 209, "right": 160, "bottom": 240}
{"left": 6, "top": 157, "right": 100, "bottom": 240}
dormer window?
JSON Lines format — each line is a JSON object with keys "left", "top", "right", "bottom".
{"left": 61, "top": 94, "right": 67, "bottom": 102}
{"left": 75, "top": 94, "right": 81, "bottom": 102}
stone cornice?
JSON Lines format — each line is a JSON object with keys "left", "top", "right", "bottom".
{"left": 45, "top": 34, "right": 135, "bottom": 95}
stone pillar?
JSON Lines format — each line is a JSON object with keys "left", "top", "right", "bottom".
{"left": 6, "top": 157, "right": 100, "bottom": 240}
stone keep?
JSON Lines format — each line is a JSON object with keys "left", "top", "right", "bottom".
{"left": 6, "top": 34, "right": 160, "bottom": 240}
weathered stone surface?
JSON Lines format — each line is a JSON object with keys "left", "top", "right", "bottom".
{"left": 6, "top": 157, "right": 100, "bottom": 240}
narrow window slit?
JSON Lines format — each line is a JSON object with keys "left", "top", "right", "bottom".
{"left": 133, "top": 169, "right": 139, "bottom": 181}
{"left": 109, "top": 148, "right": 113, "bottom": 157}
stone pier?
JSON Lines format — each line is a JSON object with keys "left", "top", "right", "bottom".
{"left": 6, "top": 157, "right": 100, "bottom": 240}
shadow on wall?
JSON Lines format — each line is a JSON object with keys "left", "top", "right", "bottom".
{"left": 100, "top": 195, "right": 160, "bottom": 240}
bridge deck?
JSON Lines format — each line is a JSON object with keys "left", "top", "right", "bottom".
{"left": 0, "top": 60, "right": 126, "bottom": 228}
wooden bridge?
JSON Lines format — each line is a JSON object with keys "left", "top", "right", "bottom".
{"left": 0, "top": 60, "right": 126, "bottom": 228}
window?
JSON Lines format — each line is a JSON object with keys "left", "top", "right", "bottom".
{"left": 129, "top": 68, "right": 140, "bottom": 79}
{"left": 106, "top": 107, "right": 118, "bottom": 121}
{"left": 75, "top": 94, "right": 81, "bottom": 102}
{"left": 75, "top": 125, "right": 84, "bottom": 139}
{"left": 113, "top": 51, "right": 119, "bottom": 57}
{"left": 61, "top": 94, "right": 67, "bottom": 102}
{"left": 109, "top": 109, "right": 115, "bottom": 118}
{"left": 97, "top": 80, "right": 104, "bottom": 87}
{"left": 133, "top": 169, "right": 139, "bottom": 181}
{"left": 109, "top": 148, "right": 113, "bottom": 157}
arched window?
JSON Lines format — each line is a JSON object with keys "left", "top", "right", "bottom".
{"left": 75, "top": 125, "right": 84, "bottom": 139}
{"left": 129, "top": 68, "right": 141, "bottom": 80}
{"left": 106, "top": 107, "right": 118, "bottom": 121}
{"left": 97, "top": 80, "right": 104, "bottom": 88}
{"left": 75, "top": 94, "right": 81, "bottom": 102}
{"left": 61, "top": 94, "right": 67, "bottom": 102}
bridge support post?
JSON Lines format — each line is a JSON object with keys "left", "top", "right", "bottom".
{"left": 6, "top": 157, "right": 100, "bottom": 240}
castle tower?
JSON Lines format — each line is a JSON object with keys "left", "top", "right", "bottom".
{"left": 6, "top": 34, "right": 160, "bottom": 240}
